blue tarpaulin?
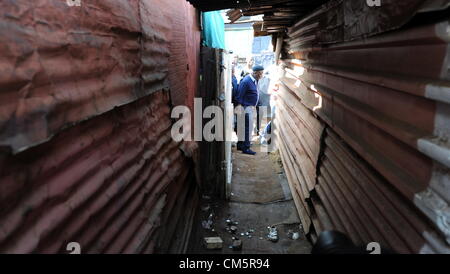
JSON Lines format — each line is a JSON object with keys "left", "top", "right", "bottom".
{"left": 202, "top": 11, "right": 225, "bottom": 49}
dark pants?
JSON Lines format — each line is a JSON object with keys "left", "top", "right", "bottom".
{"left": 237, "top": 112, "right": 252, "bottom": 151}
{"left": 243, "top": 113, "right": 251, "bottom": 150}
{"left": 256, "top": 106, "right": 260, "bottom": 135}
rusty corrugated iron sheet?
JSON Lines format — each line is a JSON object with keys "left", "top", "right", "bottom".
{"left": 275, "top": 1, "right": 450, "bottom": 253}
{"left": 0, "top": 91, "right": 194, "bottom": 253}
{"left": 168, "top": 1, "right": 201, "bottom": 111}
{"left": 0, "top": 0, "right": 170, "bottom": 154}
{"left": 188, "top": 0, "right": 327, "bottom": 34}
{"left": 0, "top": 0, "right": 201, "bottom": 254}
{"left": 320, "top": 130, "right": 435, "bottom": 253}
{"left": 187, "top": 0, "right": 318, "bottom": 12}
{"left": 236, "top": 0, "right": 328, "bottom": 34}
{"left": 226, "top": 9, "right": 242, "bottom": 24}
{"left": 286, "top": 0, "right": 446, "bottom": 49}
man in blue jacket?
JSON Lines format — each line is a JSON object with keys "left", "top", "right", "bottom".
{"left": 235, "top": 65, "right": 264, "bottom": 155}
{"left": 231, "top": 66, "right": 239, "bottom": 105}
{"left": 232, "top": 66, "right": 239, "bottom": 133}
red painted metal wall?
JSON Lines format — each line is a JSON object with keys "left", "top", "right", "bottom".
{"left": 0, "top": 0, "right": 200, "bottom": 253}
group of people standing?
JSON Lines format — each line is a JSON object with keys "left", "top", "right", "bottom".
{"left": 232, "top": 64, "right": 272, "bottom": 155}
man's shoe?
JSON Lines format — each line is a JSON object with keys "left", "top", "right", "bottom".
{"left": 242, "top": 149, "right": 256, "bottom": 155}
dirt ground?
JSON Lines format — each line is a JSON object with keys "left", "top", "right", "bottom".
{"left": 187, "top": 140, "right": 312, "bottom": 254}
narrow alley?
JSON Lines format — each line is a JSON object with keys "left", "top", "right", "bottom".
{"left": 1, "top": 0, "right": 450, "bottom": 259}
{"left": 188, "top": 141, "right": 311, "bottom": 254}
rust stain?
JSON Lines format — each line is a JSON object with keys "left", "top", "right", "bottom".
{"left": 0, "top": 0, "right": 200, "bottom": 254}
{"left": 0, "top": 0, "right": 170, "bottom": 154}
{"left": 275, "top": 1, "right": 450, "bottom": 253}
{"left": 0, "top": 90, "right": 193, "bottom": 254}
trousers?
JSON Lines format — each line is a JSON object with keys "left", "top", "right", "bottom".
{"left": 237, "top": 106, "right": 254, "bottom": 151}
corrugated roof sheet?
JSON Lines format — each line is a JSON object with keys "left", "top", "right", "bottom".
{"left": 188, "top": 0, "right": 327, "bottom": 34}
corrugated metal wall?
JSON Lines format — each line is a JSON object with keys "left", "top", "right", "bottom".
{"left": 0, "top": 0, "right": 200, "bottom": 253}
{"left": 275, "top": 0, "right": 450, "bottom": 253}
{"left": 168, "top": 0, "right": 200, "bottom": 111}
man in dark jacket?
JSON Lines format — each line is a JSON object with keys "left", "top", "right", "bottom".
{"left": 232, "top": 66, "right": 239, "bottom": 133}
{"left": 231, "top": 66, "right": 239, "bottom": 105}
{"left": 235, "top": 65, "right": 264, "bottom": 155}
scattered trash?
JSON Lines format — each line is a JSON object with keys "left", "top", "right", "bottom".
{"left": 202, "top": 213, "right": 214, "bottom": 230}
{"left": 287, "top": 229, "right": 300, "bottom": 240}
{"left": 225, "top": 218, "right": 240, "bottom": 235}
{"left": 202, "top": 195, "right": 211, "bottom": 200}
{"left": 202, "top": 220, "right": 212, "bottom": 230}
{"left": 228, "top": 228, "right": 254, "bottom": 239}
{"left": 204, "top": 237, "right": 223, "bottom": 249}
{"left": 267, "top": 226, "right": 279, "bottom": 242}
{"left": 226, "top": 219, "right": 238, "bottom": 226}
{"left": 232, "top": 239, "right": 243, "bottom": 251}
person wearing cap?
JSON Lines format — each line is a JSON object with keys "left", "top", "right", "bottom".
{"left": 235, "top": 65, "right": 264, "bottom": 155}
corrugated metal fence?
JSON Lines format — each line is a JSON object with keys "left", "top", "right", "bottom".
{"left": 275, "top": 0, "right": 450, "bottom": 253}
{"left": 0, "top": 0, "right": 200, "bottom": 253}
